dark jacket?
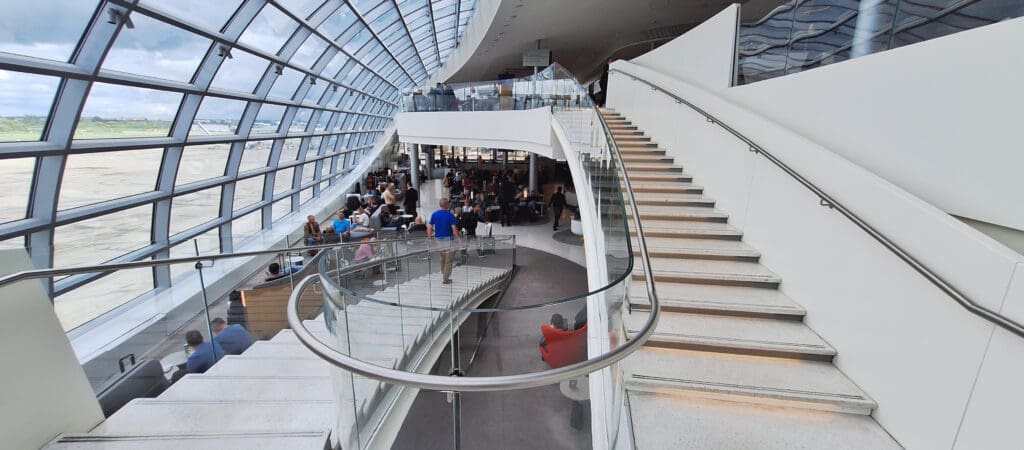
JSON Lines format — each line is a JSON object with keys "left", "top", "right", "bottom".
{"left": 498, "top": 180, "right": 517, "bottom": 203}
{"left": 458, "top": 212, "right": 479, "bottom": 236}
{"left": 549, "top": 192, "right": 567, "bottom": 209}
{"left": 403, "top": 187, "right": 418, "bottom": 210}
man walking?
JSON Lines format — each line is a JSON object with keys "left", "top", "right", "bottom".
{"left": 498, "top": 174, "right": 517, "bottom": 227}
{"left": 549, "top": 186, "right": 567, "bottom": 231}
{"left": 427, "top": 198, "right": 460, "bottom": 284}
{"left": 403, "top": 180, "right": 418, "bottom": 218}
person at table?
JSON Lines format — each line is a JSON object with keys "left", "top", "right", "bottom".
{"left": 185, "top": 330, "right": 224, "bottom": 374}
{"left": 351, "top": 205, "right": 370, "bottom": 228}
{"left": 304, "top": 215, "right": 323, "bottom": 246}
{"left": 427, "top": 198, "right": 460, "bottom": 284}
{"left": 403, "top": 181, "right": 419, "bottom": 218}
{"left": 365, "top": 196, "right": 380, "bottom": 216}
{"left": 333, "top": 210, "right": 353, "bottom": 240}
{"left": 462, "top": 197, "right": 474, "bottom": 214}
{"left": 210, "top": 317, "right": 253, "bottom": 356}
{"left": 408, "top": 216, "right": 428, "bottom": 233}
{"left": 549, "top": 186, "right": 568, "bottom": 231}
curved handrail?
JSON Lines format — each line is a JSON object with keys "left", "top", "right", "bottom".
{"left": 316, "top": 235, "right": 638, "bottom": 313}
{"left": 286, "top": 70, "right": 662, "bottom": 390}
{"left": 610, "top": 67, "right": 1024, "bottom": 339}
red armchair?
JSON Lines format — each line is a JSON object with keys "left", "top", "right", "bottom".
{"left": 539, "top": 323, "right": 588, "bottom": 369}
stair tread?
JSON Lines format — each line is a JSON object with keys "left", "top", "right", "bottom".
{"left": 630, "top": 282, "right": 804, "bottom": 316}
{"left": 44, "top": 431, "right": 331, "bottom": 449}
{"left": 624, "top": 347, "right": 875, "bottom": 412}
{"left": 629, "top": 219, "right": 739, "bottom": 233}
{"left": 628, "top": 392, "right": 900, "bottom": 450}
{"left": 159, "top": 375, "right": 334, "bottom": 402}
{"left": 631, "top": 193, "right": 713, "bottom": 205}
{"left": 628, "top": 311, "right": 834, "bottom": 357}
{"left": 91, "top": 399, "right": 337, "bottom": 436}
{"left": 636, "top": 257, "right": 780, "bottom": 281}
{"left": 626, "top": 181, "right": 703, "bottom": 192}
{"left": 633, "top": 237, "right": 759, "bottom": 257}
{"left": 627, "top": 205, "right": 728, "bottom": 218}
{"left": 204, "top": 355, "right": 332, "bottom": 377}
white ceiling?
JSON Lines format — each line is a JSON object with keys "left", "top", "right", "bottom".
{"left": 445, "top": 0, "right": 785, "bottom": 83}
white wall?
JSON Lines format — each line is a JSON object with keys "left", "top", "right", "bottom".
{"left": 631, "top": 4, "right": 738, "bottom": 90}
{"left": 396, "top": 108, "right": 564, "bottom": 160}
{"left": 0, "top": 249, "right": 104, "bottom": 449}
{"left": 607, "top": 54, "right": 1024, "bottom": 449}
{"left": 726, "top": 17, "right": 1024, "bottom": 234}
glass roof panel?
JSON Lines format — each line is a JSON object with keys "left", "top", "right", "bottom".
{"left": 176, "top": 143, "right": 230, "bottom": 185}
{"left": 237, "top": 4, "right": 299, "bottom": 56}
{"left": 233, "top": 175, "right": 265, "bottom": 211}
{"left": 290, "top": 35, "right": 329, "bottom": 69}
{"left": 102, "top": 13, "right": 210, "bottom": 83}
{"left": 253, "top": 103, "right": 286, "bottom": 133}
{"left": 75, "top": 83, "right": 182, "bottom": 139}
{"left": 277, "top": 0, "right": 328, "bottom": 20}
{"left": 0, "top": 0, "right": 97, "bottom": 62}
{"left": 141, "top": 0, "right": 242, "bottom": 32}
{"left": 208, "top": 48, "right": 270, "bottom": 94}
{"left": 239, "top": 140, "right": 273, "bottom": 172}
{"left": 318, "top": 5, "right": 359, "bottom": 40}
{"left": 0, "top": 158, "right": 34, "bottom": 224}
{"left": 59, "top": 149, "right": 162, "bottom": 210}
{"left": 190, "top": 96, "right": 247, "bottom": 137}
{"left": 267, "top": 67, "right": 305, "bottom": 100}
{"left": 0, "top": 70, "right": 61, "bottom": 142}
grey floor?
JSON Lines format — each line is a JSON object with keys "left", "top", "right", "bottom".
{"left": 391, "top": 246, "right": 592, "bottom": 450}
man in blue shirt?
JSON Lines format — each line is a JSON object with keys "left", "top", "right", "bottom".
{"left": 210, "top": 317, "right": 254, "bottom": 355}
{"left": 185, "top": 330, "right": 224, "bottom": 374}
{"left": 427, "top": 198, "right": 460, "bottom": 284}
{"left": 333, "top": 210, "right": 353, "bottom": 240}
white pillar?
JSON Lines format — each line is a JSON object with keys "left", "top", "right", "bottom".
{"left": 410, "top": 144, "right": 420, "bottom": 187}
{"left": 529, "top": 153, "right": 538, "bottom": 193}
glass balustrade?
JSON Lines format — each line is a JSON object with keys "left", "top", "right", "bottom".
{"left": 736, "top": 0, "right": 1024, "bottom": 85}
{"left": 307, "top": 64, "right": 647, "bottom": 449}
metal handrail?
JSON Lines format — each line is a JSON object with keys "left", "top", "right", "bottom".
{"left": 285, "top": 76, "right": 662, "bottom": 391}
{"left": 610, "top": 67, "right": 1024, "bottom": 339}
{"left": 0, "top": 238, "right": 425, "bottom": 289}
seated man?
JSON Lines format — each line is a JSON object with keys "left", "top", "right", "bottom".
{"left": 185, "top": 330, "right": 225, "bottom": 374}
{"left": 333, "top": 210, "right": 353, "bottom": 240}
{"left": 408, "top": 216, "right": 428, "bottom": 232}
{"left": 265, "top": 261, "right": 302, "bottom": 281}
{"left": 303, "top": 215, "right": 323, "bottom": 246}
{"left": 210, "top": 317, "right": 254, "bottom": 355}
{"left": 351, "top": 205, "right": 371, "bottom": 229}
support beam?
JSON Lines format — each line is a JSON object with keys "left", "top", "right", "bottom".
{"left": 529, "top": 153, "right": 537, "bottom": 193}
{"left": 410, "top": 143, "right": 420, "bottom": 187}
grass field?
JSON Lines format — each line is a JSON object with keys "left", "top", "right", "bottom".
{"left": 0, "top": 116, "right": 173, "bottom": 141}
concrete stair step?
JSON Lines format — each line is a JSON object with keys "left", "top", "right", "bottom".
{"left": 617, "top": 141, "right": 659, "bottom": 149}
{"left": 618, "top": 148, "right": 667, "bottom": 156}
{"left": 628, "top": 311, "right": 835, "bottom": 361}
{"left": 630, "top": 193, "right": 715, "bottom": 207}
{"left": 159, "top": 375, "right": 333, "bottom": 402}
{"left": 610, "top": 129, "right": 645, "bottom": 136}
{"left": 239, "top": 341, "right": 318, "bottom": 359}
{"left": 44, "top": 432, "right": 332, "bottom": 450}
{"left": 90, "top": 399, "right": 337, "bottom": 436}
{"left": 621, "top": 155, "right": 674, "bottom": 164}
{"left": 623, "top": 163, "right": 683, "bottom": 172}
{"left": 630, "top": 282, "right": 805, "bottom": 320}
{"left": 632, "top": 236, "right": 760, "bottom": 261}
{"left": 628, "top": 392, "right": 901, "bottom": 450}
{"left": 204, "top": 355, "right": 332, "bottom": 377}
{"left": 625, "top": 181, "right": 703, "bottom": 194}
{"left": 619, "top": 173, "right": 694, "bottom": 183}
{"left": 624, "top": 347, "right": 877, "bottom": 414}
{"left": 634, "top": 257, "right": 781, "bottom": 288}
{"left": 628, "top": 219, "right": 742, "bottom": 239}
{"left": 626, "top": 205, "right": 729, "bottom": 222}
{"left": 606, "top": 124, "right": 638, "bottom": 130}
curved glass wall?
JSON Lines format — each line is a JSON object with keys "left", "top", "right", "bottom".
{"left": 737, "top": 0, "right": 1024, "bottom": 84}
{"left": 0, "top": 0, "right": 479, "bottom": 330}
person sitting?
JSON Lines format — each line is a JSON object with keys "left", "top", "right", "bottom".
{"left": 352, "top": 205, "right": 370, "bottom": 229}
{"left": 333, "top": 210, "right": 353, "bottom": 240}
{"left": 365, "top": 196, "right": 380, "bottom": 216}
{"left": 185, "top": 330, "right": 224, "bottom": 374}
{"left": 303, "top": 215, "right": 323, "bottom": 246}
{"left": 265, "top": 261, "right": 303, "bottom": 281}
{"left": 408, "top": 216, "right": 427, "bottom": 233}
{"left": 210, "top": 317, "right": 254, "bottom": 355}
{"left": 538, "top": 313, "right": 569, "bottom": 348}
{"left": 462, "top": 197, "right": 474, "bottom": 214}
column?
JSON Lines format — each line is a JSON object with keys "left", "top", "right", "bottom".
{"left": 528, "top": 153, "right": 538, "bottom": 193}
{"left": 425, "top": 145, "right": 435, "bottom": 175}
{"left": 410, "top": 143, "right": 420, "bottom": 187}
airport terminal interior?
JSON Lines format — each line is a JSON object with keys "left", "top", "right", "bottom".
{"left": 1, "top": 0, "right": 1022, "bottom": 449}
